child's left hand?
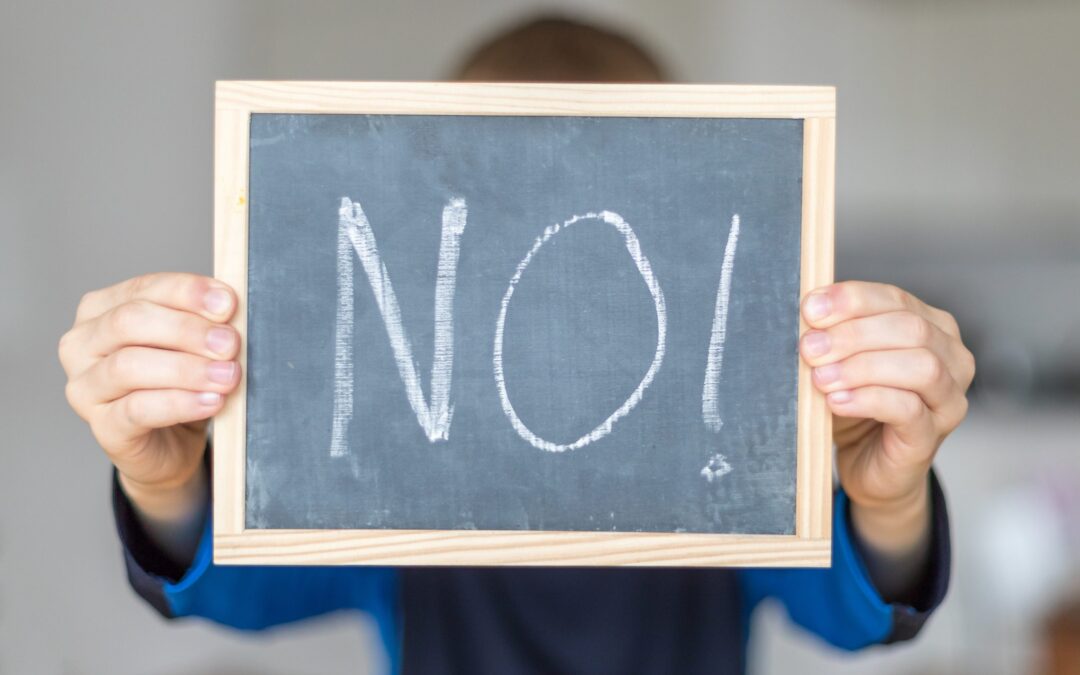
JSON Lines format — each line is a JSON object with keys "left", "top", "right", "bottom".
{"left": 800, "top": 281, "right": 975, "bottom": 554}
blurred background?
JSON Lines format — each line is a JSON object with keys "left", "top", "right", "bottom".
{"left": 1, "top": 1, "right": 1078, "bottom": 673}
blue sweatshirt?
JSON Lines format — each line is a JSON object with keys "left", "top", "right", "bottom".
{"left": 112, "top": 471, "right": 950, "bottom": 674}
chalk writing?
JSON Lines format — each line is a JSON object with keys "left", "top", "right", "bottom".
{"left": 494, "top": 211, "right": 668, "bottom": 453}
{"left": 330, "top": 197, "right": 467, "bottom": 457}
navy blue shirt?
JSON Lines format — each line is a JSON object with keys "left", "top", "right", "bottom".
{"left": 113, "top": 472, "right": 950, "bottom": 674}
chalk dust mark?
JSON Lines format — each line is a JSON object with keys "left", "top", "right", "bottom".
{"left": 250, "top": 133, "right": 285, "bottom": 148}
{"left": 700, "top": 453, "right": 733, "bottom": 483}
{"left": 493, "top": 210, "right": 667, "bottom": 453}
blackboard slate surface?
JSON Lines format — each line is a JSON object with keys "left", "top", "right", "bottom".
{"left": 245, "top": 113, "right": 803, "bottom": 535}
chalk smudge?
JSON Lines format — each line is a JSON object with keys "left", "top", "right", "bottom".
{"left": 700, "top": 453, "right": 733, "bottom": 483}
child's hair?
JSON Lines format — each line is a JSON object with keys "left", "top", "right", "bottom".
{"left": 453, "top": 15, "right": 668, "bottom": 83}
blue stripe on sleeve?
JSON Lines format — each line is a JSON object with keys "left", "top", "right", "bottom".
{"left": 163, "top": 518, "right": 402, "bottom": 672}
{"left": 738, "top": 490, "right": 894, "bottom": 650}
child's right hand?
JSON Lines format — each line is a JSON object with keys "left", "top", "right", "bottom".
{"left": 59, "top": 273, "right": 240, "bottom": 513}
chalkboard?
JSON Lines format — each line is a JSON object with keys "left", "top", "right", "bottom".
{"left": 213, "top": 82, "right": 835, "bottom": 567}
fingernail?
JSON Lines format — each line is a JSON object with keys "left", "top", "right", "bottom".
{"left": 207, "top": 361, "right": 237, "bottom": 384}
{"left": 206, "top": 327, "right": 235, "bottom": 355}
{"left": 198, "top": 392, "right": 222, "bottom": 406}
{"left": 802, "top": 331, "right": 831, "bottom": 357}
{"left": 828, "top": 390, "right": 853, "bottom": 404}
{"left": 814, "top": 363, "right": 841, "bottom": 385}
{"left": 804, "top": 292, "right": 832, "bottom": 321}
{"left": 204, "top": 288, "right": 232, "bottom": 315}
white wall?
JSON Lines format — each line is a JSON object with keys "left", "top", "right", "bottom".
{"left": 697, "top": 0, "right": 1080, "bottom": 395}
{"left": 2, "top": 3, "right": 386, "bottom": 674}
{"left": 2, "top": 1, "right": 1077, "bottom": 673}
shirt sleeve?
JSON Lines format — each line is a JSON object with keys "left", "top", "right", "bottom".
{"left": 737, "top": 469, "right": 951, "bottom": 650}
{"left": 111, "top": 470, "right": 401, "bottom": 644}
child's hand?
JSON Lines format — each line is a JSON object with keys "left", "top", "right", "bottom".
{"left": 800, "top": 281, "right": 974, "bottom": 556}
{"left": 59, "top": 273, "right": 240, "bottom": 508}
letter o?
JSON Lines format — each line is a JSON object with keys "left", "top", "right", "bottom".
{"left": 493, "top": 211, "right": 667, "bottom": 452}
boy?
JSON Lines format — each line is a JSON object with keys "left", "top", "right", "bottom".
{"left": 59, "top": 16, "right": 973, "bottom": 675}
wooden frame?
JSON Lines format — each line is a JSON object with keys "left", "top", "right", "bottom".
{"left": 213, "top": 81, "right": 835, "bottom": 567}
